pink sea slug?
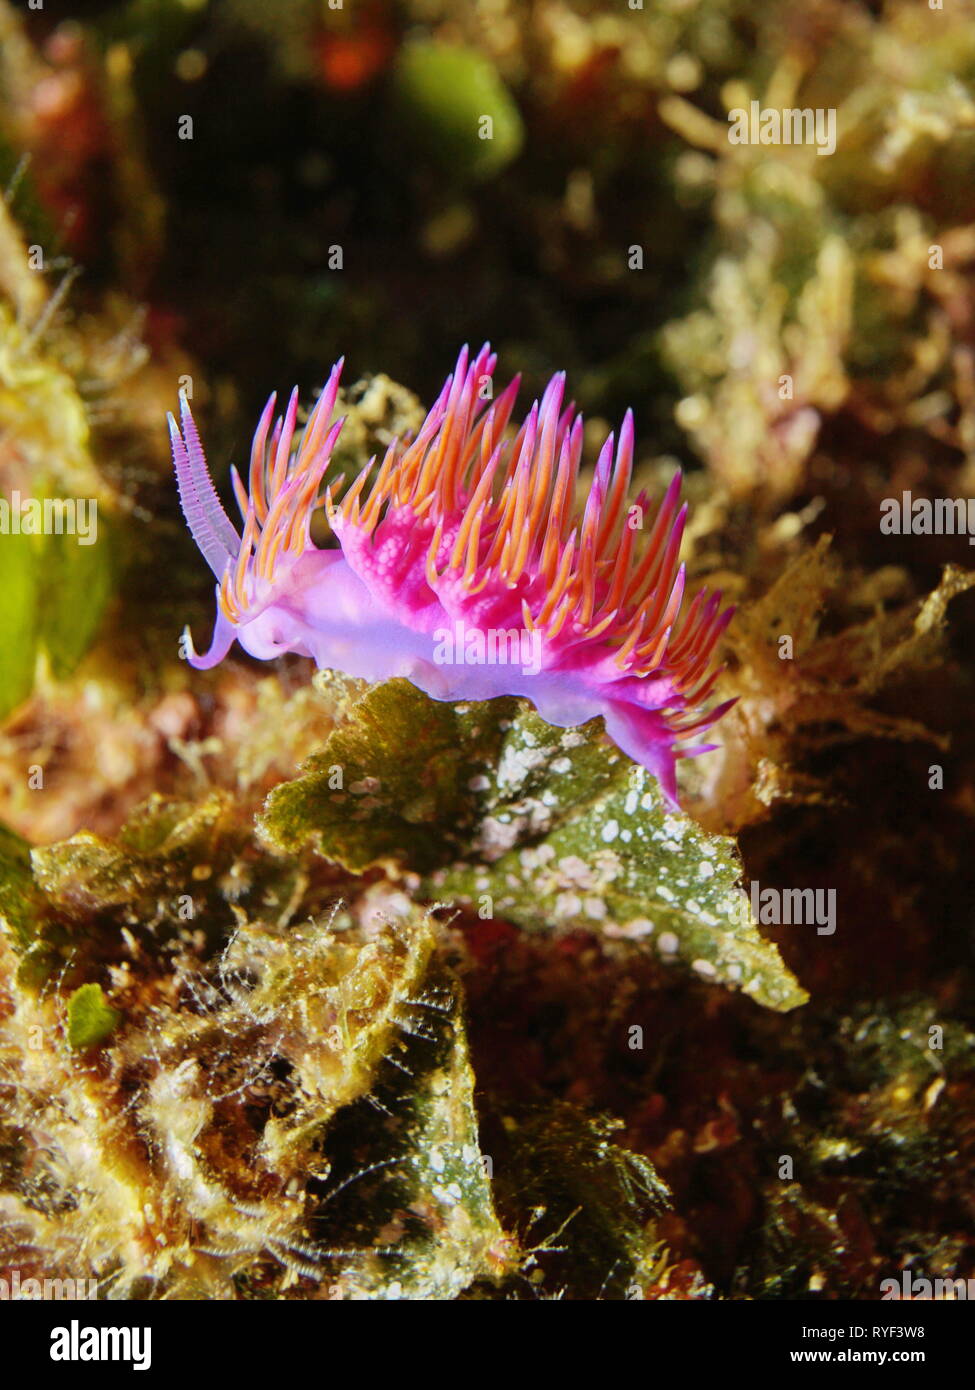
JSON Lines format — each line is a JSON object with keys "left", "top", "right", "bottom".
{"left": 171, "top": 345, "right": 734, "bottom": 803}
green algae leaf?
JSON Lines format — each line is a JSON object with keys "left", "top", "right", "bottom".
{"left": 259, "top": 679, "right": 521, "bottom": 873}
{"left": 223, "top": 903, "right": 449, "bottom": 1165}
{"left": 262, "top": 681, "right": 805, "bottom": 1011}
{"left": 316, "top": 946, "right": 512, "bottom": 1300}
{"left": 0, "top": 529, "right": 40, "bottom": 718}
{"left": 20, "top": 793, "right": 258, "bottom": 984}
{"left": 32, "top": 792, "right": 239, "bottom": 917}
{"left": 118, "top": 905, "right": 508, "bottom": 1299}
{"left": 0, "top": 820, "right": 63, "bottom": 986}
{"left": 2, "top": 844, "right": 505, "bottom": 1297}
{"left": 38, "top": 522, "right": 115, "bottom": 679}
{"left": 0, "top": 822, "right": 41, "bottom": 952}
{"left": 67, "top": 983, "right": 121, "bottom": 1050}
{"left": 0, "top": 281, "right": 116, "bottom": 712}
{"left": 493, "top": 1102, "right": 675, "bottom": 1300}
{"left": 430, "top": 752, "right": 807, "bottom": 1012}
{"left": 391, "top": 41, "right": 523, "bottom": 182}
{"left": 12, "top": 785, "right": 354, "bottom": 993}
{"left": 0, "top": 519, "right": 113, "bottom": 714}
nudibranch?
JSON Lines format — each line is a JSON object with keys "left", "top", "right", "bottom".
{"left": 171, "top": 345, "right": 734, "bottom": 803}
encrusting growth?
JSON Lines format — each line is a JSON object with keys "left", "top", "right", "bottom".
{"left": 171, "top": 345, "right": 734, "bottom": 802}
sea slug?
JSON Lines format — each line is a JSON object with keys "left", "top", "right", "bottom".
{"left": 171, "top": 345, "right": 734, "bottom": 802}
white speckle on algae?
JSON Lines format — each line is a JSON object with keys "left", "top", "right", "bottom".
{"left": 349, "top": 776, "right": 381, "bottom": 794}
{"left": 618, "top": 918, "right": 655, "bottom": 939}
{"left": 519, "top": 842, "right": 558, "bottom": 872}
{"left": 590, "top": 852, "right": 623, "bottom": 892}
{"left": 475, "top": 816, "right": 521, "bottom": 856}
{"left": 556, "top": 854, "right": 595, "bottom": 887}
{"left": 496, "top": 742, "right": 547, "bottom": 789}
